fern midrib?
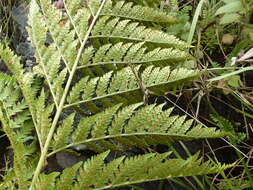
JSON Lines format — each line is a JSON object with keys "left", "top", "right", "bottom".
{"left": 77, "top": 57, "right": 187, "bottom": 70}
{"left": 89, "top": 36, "right": 184, "bottom": 48}
{"left": 48, "top": 131, "right": 224, "bottom": 157}
{"left": 64, "top": 4, "right": 83, "bottom": 43}
{"left": 100, "top": 13, "right": 174, "bottom": 23}
{"left": 64, "top": 73, "right": 197, "bottom": 109}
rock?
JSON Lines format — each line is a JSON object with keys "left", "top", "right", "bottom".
{"left": 222, "top": 34, "right": 234, "bottom": 45}
{"left": 56, "top": 152, "right": 87, "bottom": 169}
{"left": 16, "top": 42, "right": 34, "bottom": 57}
{"left": 12, "top": 4, "right": 29, "bottom": 38}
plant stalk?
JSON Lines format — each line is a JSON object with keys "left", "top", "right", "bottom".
{"left": 28, "top": 0, "right": 107, "bottom": 189}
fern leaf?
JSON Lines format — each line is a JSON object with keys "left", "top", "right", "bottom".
{"left": 0, "top": 45, "right": 23, "bottom": 80}
{"left": 50, "top": 103, "right": 227, "bottom": 154}
{"left": 66, "top": 66, "right": 198, "bottom": 111}
{"left": 39, "top": 0, "right": 84, "bottom": 70}
{"left": 0, "top": 74, "right": 36, "bottom": 189}
{"left": 78, "top": 42, "right": 190, "bottom": 73}
{"left": 70, "top": 151, "right": 230, "bottom": 190}
{"left": 52, "top": 113, "right": 75, "bottom": 149}
{"left": 75, "top": 151, "right": 110, "bottom": 189}
{"left": 110, "top": 0, "right": 162, "bottom": 8}
{"left": 0, "top": 0, "right": 232, "bottom": 189}
{"left": 35, "top": 173, "right": 60, "bottom": 190}
{"left": 28, "top": 0, "right": 68, "bottom": 109}
{"left": 100, "top": 0, "right": 178, "bottom": 25}
{"left": 91, "top": 16, "right": 189, "bottom": 49}
{"left": 53, "top": 68, "right": 68, "bottom": 104}
{"left": 128, "top": 0, "right": 163, "bottom": 7}
{"left": 35, "top": 90, "right": 54, "bottom": 146}
{"left": 0, "top": 45, "right": 46, "bottom": 149}
{"left": 64, "top": 0, "right": 90, "bottom": 40}
{"left": 56, "top": 162, "right": 82, "bottom": 190}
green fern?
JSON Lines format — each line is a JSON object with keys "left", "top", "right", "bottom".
{"left": 34, "top": 151, "right": 231, "bottom": 190}
{"left": 123, "top": 0, "right": 163, "bottom": 7}
{"left": 71, "top": 151, "right": 230, "bottom": 190}
{"left": 0, "top": 74, "right": 36, "bottom": 190}
{"left": 0, "top": 0, "right": 231, "bottom": 189}
{"left": 50, "top": 103, "right": 227, "bottom": 155}
{"left": 90, "top": 16, "right": 189, "bottom": 49}
{"left": 66, "top": 66, "right": 198, "bottom": 113}
{"left": 78, "top": 42, "right": 191, "bottom": 73}
{"left": 211, "top": 114, "right": 246, "bottom": 145}
{"left": 100, "top": 0, "right": 178, "bottom": 24}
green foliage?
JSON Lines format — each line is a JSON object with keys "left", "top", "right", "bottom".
{"left": 211, "top": 114, "right": 245, "bottom": 145}
{"left": 215, "top": 0, "right": 253, "bottom": 25}
{"left": 0, "top": 73, "right": 37, "bottom": 190}
{"left": 50, "top": 103, "right": 227, "bottom": 154}
{"left": 101, "top": 0, "right": 178, "bottom": 24}
{"left": 66, "top": 66, "right": 198, "bottom": 113}
{"left": 0, "top": 0, "right": 231, "bottom": 189}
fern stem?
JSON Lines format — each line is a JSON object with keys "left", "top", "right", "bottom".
{"left": 28, "top": 1, "right": 107, "bottom": 189}
{"left": 63, "top": 0, "right": 82, "bottom": 43}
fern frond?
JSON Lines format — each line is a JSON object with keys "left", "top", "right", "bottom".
{"left": 35, "top": 173, "right": 60, "bottom": 190}
{"left": 100, "top": 0, "right": 178, "bottom": 25}
{"left": 38, "top": 0, "right": 85, "bottom": 70}
{"left": 0, "top": 0, "right": 231, "bottom": 189}
{"left": 45, "top": 152, "right": 229, "bottom": 189}
{"left": 91, "top": 16, "right": 189, "bottom": 49}
{"left": 63, "top": 0, "right": 91, "bottom": 40}
{"left": 117, "top": 0, "right": 162, "bottom": 7}
{"left": 50, "top": 103, "right": 227, "bottom": 154}
{"left": 27, "top": 2, "right": 61, "bottom": 107}
{"left": 0, "top": 45, "right": 45, "bottom": 149}
{"left": 56, "top": 162, "right": 82, "bottom": 190}
{"left": 0, "top": 74, "right": 36, "bottom": 189}
{"left": 51, "top": 151, "right": 230, "bottom": 190}
{"left": 34, "top": 90, "right": 54, "bottom": 146}
{"left": 52, "top": 113, "right": 75, "bottom": 149}
{"left": 78, "top": 42, "right": 191, "bottom": 73}
{"left": 66, "top": 66, "right": 198, "bottom": 111}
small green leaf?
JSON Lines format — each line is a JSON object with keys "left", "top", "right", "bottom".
{"left": 220, "top": 13, "right": 241, "bottom": 24}
{"left": 215, "top": 1, "right": 243, "bottom": 15}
